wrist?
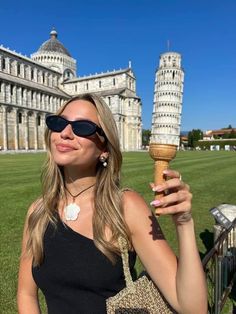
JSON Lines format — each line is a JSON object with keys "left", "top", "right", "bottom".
{"left": 173, "top": 211, "right": 193, "bottom": 226}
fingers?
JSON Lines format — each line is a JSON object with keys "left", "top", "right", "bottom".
{"left": 150, "top": 169, "right": 192, "bottom": 217}
{"left": 150, "top": 189, "right": 192, "bottom": 210}
{"left": 151, "top": 169, "right": 190, "bottom": 193}
{"left": 152, "top": 179, "right": 189, "bottom": 194}
{"left": 163, "top": 169, "right": 181, "bottom": 179}
{"left": 155, "top": 200, "right": 191, "bottom": 216}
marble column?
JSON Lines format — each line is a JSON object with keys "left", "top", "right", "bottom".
{"left": 18, "top": 87, "right": 23, "bottom": 106}
{"left": 121, "top": 117, "right": 125, "bottom": 151}
{"left": 42, "top": 113, "right": 46, "bottom": 150}
{"left": 0, "top": 82, "right": 5, "bottom": 103}
{"left": 2, "top": 106, "right": 8, "bottom": 150}
{"left": 34, "top": 112, "right": 39, "bottom": 150}
{"left": 14, "top": 108, "right": 19, "bottom": 150}
{"left": 23, "top": 110, "right": 29, "bottom": 150}
{"left": 32, "top": 91, "right": 36, "bottom": 108}
{"left": 5, "top": 58, "right": 10, "bottom": 73}
{"left": 5, "top": 83, "right": 10, "bottom": 103}
{"left": 23, "top": 89, "right": 27, "bottom": 107}
{"left": 12, "top": 86, "right": 17, "bottom": 104}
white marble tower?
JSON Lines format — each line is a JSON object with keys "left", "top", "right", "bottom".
{"left": 150, "top": 52, "right": 184, "bottom": 146}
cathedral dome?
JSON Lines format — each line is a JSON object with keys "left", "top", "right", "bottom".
{"left": 37, "top": 29, "right": 71, "bottom": 57}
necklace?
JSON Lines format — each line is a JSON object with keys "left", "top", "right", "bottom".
{"left": 64, "top": 183, "right": 95, "bottom": 221}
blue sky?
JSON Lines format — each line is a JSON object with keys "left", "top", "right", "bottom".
{"left": 0, "top": 0, "right": 235, "bottom": 131}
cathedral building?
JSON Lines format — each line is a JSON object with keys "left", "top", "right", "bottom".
{"left": 0, "top": 29, "right": 142, "bottom": 151}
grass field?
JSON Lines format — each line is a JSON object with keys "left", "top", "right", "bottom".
{"left": 0, "top": 150, "right": 235, "bottom": 313}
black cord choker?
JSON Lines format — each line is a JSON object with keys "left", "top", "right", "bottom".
{"left": 64, "top": 183, "right": 95, "bottom": 221}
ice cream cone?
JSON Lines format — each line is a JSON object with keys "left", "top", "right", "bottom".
{"left": 149, "top": 143, "right": 177, "bottom": 199}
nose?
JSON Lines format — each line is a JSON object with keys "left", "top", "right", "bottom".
{"left": 60, "top": 123, "right": 75, "bottom": 140}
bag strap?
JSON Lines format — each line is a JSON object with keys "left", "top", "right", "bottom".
{"left": 118, "top": 237, "right": 134, "bottom": 290}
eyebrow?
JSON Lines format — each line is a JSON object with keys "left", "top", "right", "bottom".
{"left": 60, "top": 115, "right": 92, "bottom": 122}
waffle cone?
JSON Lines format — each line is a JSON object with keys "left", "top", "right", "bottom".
{"left": 149, "top": 143, "right": 177, "bottom": 199}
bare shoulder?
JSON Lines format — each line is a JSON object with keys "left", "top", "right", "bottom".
{"left": 122, "top": 189, "right": 150, "bottom": 211}
{"left": 122, "top": 190, "right": 154, "bottom": 234}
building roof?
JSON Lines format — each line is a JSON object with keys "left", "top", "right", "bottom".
{"left": 0, "top": 71, "right": 69, "bottom": 98}
{"left": 206, "top": 128, "right": 236, "bottom": 135}
{"left": 95, "top": 87, "right": 140, "bottom": 100}
{"left": 0, "top": 46, "right": 61, "bottom": 74}
{"left": 37, "top": 29, "right": 71, "bottom": 57}
{"left": 64, "top": 67, "right": 134, "bottom": 83}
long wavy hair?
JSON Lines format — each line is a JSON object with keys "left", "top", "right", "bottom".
{"left": 26, "top": 93, "right": 131, "bottom": 266}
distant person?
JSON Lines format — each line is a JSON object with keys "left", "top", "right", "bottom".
{"left": 17, "top": 93, "right": 207, "bottom": 314}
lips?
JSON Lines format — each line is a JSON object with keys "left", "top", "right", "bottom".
{"left": 55, "top": 143, "right": 76, "bottom": 152}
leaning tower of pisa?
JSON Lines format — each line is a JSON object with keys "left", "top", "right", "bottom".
{"left": 151, "top": 52, "right": 184, "bottom": 146}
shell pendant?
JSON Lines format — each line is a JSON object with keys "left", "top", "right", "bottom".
{"left": 64, "top": 203, "right": 80, "bottom": 221}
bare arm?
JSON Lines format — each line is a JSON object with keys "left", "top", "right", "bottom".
{"left": 17, "top": 205, "right": 41, "bottom": 314}
{"left": 123, "top": 170, "right": 208, "bottom": 314}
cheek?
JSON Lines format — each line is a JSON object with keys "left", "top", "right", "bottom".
{"left": 50, "top": 133, "right": 59, "bottom": 149}
{"left": 78, "top": 137, "right": 102, "bottom": 158}
{"left": 50, "top": 132, "right": 58, "bottom": 141}
{"left": 49, "top": 133, "right": 65, "bottom": 161}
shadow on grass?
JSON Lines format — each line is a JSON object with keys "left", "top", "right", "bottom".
{"left": 199, "top": 228, "right": 214, "bottom": 259}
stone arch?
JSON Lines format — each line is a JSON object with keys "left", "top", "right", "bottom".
{"left": 63, "top": 68, "right": 74, "bottom": 80}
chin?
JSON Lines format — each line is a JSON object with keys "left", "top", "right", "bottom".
{"left": 51, "top": 151, "right": 75, "bottom": 167}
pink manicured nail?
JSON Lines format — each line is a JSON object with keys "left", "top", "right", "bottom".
{"left": 152, "top": 185, "right": 163, "bottom": 192}
{"left": 150, "top": 200, "right": 161, "bottom": 206}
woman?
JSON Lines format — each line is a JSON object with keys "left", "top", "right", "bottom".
{"left": 17, "top": 93, "right": 207, "bottom": 314}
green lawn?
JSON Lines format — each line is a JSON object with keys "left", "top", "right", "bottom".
{"left": 0, "top": 151, "right": 235, "bottom": 313}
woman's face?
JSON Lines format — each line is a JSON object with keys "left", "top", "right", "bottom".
{"left": 50, "top": 99, "right": 106, "bottom": 172}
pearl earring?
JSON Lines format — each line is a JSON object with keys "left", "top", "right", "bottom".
{"left": 100, "top": 156, "right": 108, "bottom": 167}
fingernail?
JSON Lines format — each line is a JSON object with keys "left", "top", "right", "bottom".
{"left": 150, "top": 200, "right": 161, "bottom": 206}
{"left": 163, "top": 170, "right": 169, "bottom": 174}
{"left": 155, "top": 210, "right": 162, "bottom": 217}
{"left": 152, "top": 185, "right": 163, "bottom": 192}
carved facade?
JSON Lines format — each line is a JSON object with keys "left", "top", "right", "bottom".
{"left": 0, "top": 30, "right": 142, "bottom": 151}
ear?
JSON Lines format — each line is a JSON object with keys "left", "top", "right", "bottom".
{"left": 100, "top": 151, "right": 109, "bottom": 159}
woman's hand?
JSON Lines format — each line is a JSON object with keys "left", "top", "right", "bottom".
{"left": 150, "top": 169, "right": 192, "bottom": 224}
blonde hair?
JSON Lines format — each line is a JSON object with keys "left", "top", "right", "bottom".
{"left": 26, "top": 93, "right": 131, "bottom": 265}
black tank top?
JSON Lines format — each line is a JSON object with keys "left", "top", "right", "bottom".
{"left": 32, "top": 218, "right": 136, "bottom": 314}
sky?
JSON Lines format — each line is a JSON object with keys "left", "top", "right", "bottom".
{"left": 0, "top": 0, "right": 235, "bottom": 131}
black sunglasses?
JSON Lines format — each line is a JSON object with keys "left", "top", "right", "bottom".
{"left": 45, "top": 115, "right": 106, "bottom": 138}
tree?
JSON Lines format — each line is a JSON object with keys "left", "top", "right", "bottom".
{"left": 187, "top": 129, "right": 203, "bottom": 147}
{"left": 142, "top": 129, "right": 151, "bottom": 147}
{"left": 222, "top": 129, "right": 236, "bottom": 139}
{"left": 222, "top": 124, "right": 233, "bottom": 130}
